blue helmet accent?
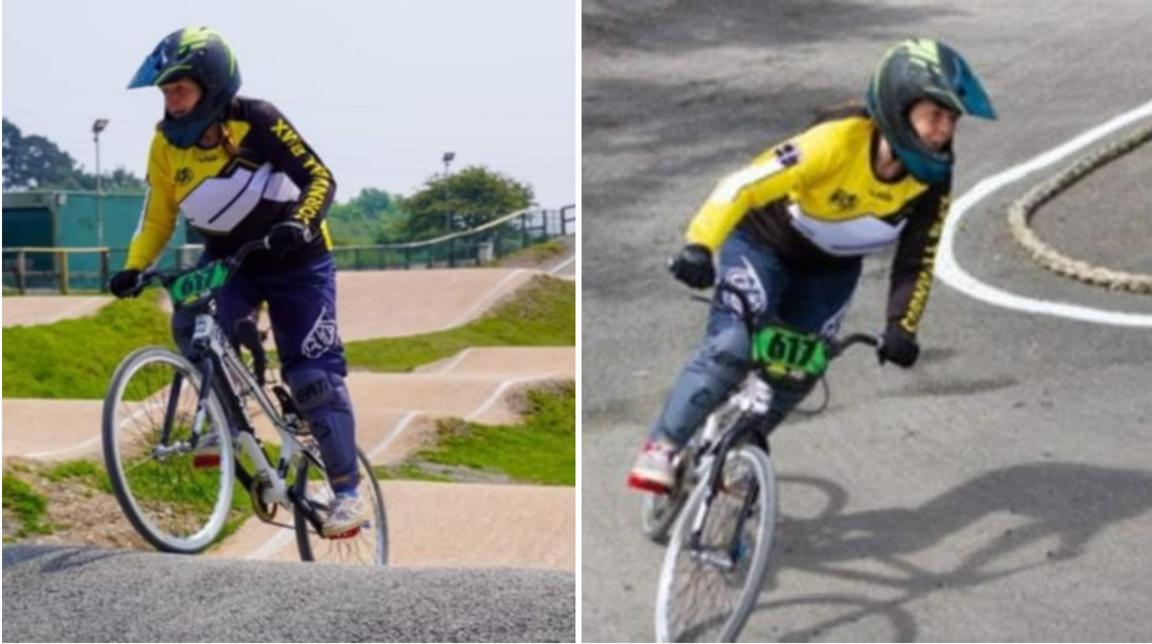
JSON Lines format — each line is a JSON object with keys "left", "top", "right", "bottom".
{"left": 865, "top": 38, "right": 995, "bottom": 185}
{"left": 128, "top": 27, "right": 241, "bottom": 149}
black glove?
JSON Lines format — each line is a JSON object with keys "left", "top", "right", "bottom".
{"left": 266, "top": 221, "right": 315, "bottom": 255}
{"left": 108, "top": 269, "right": 143, "bottom": 298}
{"left": 878, "top": 330, "right": 920, "bottom": 368}
{"left": 668, "top": 244, "right": 715, "bottom": 289}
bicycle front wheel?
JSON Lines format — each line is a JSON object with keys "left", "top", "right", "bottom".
{"left": 655, "top": 445, "right": 777, "bottom": 643}
{"left": 294, "top": 447, "right": 388, "bottom": 566}
{"left": 102, "top": 347, "right": 236, "bottom": 554}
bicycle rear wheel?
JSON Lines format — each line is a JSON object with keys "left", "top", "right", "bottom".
{"left": 655, "top": 445, "right": 777, "bottom": 643}
{"left": 294, "top": 447, "right": 388, "bottom": 566}
{"left": 102, "top": 347, "right": 235, "bottom": 554}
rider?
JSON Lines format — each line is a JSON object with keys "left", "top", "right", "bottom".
{"left": 109, "top": 26, "right": 364, "bottom": 536}
{"left": 627, "top": 38, "right": 997, "bottom": 493}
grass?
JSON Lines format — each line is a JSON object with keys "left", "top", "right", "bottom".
{"left": 3, "top": 275, "right": 573, "bottom": 397}
{"left": 44, "top": 459, "right": 109, "bottom": 489}
{"left": 484, "top": 239, "right": 568, "bottom": 267}
{"left": 392, "top": 383, "right": 575, "bottom": 486}
{"left": 3, "top": 473, "right": 54, "bottom": 537}
{"left": 2, "top": 290, "right": 174, "bottom": 399}
{"left": 344, "top": 275, "right": 575, "bottom": 372}
{"left": 373, "top": 462, "right": 454, "bottom": 483}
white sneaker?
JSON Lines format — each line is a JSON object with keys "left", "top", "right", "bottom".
{"left": 322, "top": 492, "right": 367, "bottom": 538}
{"left": 627, "top": 438, "right": 679, "bottom": 494}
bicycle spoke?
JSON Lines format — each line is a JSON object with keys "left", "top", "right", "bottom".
{"left": 103, "top": 348, "right": 234, "bottom": 554}
{"left": 658, "top": 448, "right": 776, "bottom": 642}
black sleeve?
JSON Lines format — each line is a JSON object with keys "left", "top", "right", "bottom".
{"left": 247, "top": 100, "right": 337, "bottom": 230}
{"left": 886, "top": 182, "right": 951, "bottom": 337}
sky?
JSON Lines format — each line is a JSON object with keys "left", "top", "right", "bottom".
{"left": 1, "top": 1, "right": 577, "bottom": 208}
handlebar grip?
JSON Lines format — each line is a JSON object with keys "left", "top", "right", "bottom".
{"left": 126, "top": 269, "right": 159, "bottom": 297}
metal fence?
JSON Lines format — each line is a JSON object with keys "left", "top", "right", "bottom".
{"left": 332, "top": 206, "right": 576, "bottom": 270}
{"left": 2, "top": 205, "right": 576, "bottom": 294}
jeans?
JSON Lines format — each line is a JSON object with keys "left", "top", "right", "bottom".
{"left": 650, "top": 227, "right": 862, "bottom": 446}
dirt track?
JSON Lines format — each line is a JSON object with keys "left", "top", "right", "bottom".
{"left": 2, "top": 269, "right": 575, "bottom": 571}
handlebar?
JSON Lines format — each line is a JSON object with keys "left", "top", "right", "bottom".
{"left": 128, "top": 237, "right": 271, "bottom": 297}
{"left": 702, "top": 281, "right": 882, "bottom": 361}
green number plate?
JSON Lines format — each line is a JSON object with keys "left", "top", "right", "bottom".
{"left": 166, "top": 261, "right": 231, "bottom": 309}
{"left": 751, "top": 325, "right": 830, "bottom": 381}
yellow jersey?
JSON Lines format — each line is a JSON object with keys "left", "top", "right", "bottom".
{"left": 126, "top": 97, "right": 336, "bottom": 273}
{"left": 686, "top": 111, "right": 950, "bottom": 336}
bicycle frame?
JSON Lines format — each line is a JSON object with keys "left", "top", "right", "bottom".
{"left": 192, "top": 312, "right": 308, "bottom": 505}
{"left": 680, "top": 282, "right": 879, "bottom": 570}
{"left": 140, "top": 239, "right": 332, "bottom": 529}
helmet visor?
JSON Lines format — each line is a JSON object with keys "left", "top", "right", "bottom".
{"left": 127, "top": 45, "right": 193, "bottom": 89}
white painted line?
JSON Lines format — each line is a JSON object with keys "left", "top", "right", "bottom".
{"left": 466, "top": 373, "right": 558, "bottom": 421}
{"left": 248, "top": 527, "right": 295, "bottom": 561}
{"left": 432, "top": 348, "right": 474, "bottom": 374}
{"left": 366, "top": 410, "right": 423, "bottom": 460}
{"left": 25, "top": 435, "right": 103, "bottom": 460}
{"left": 439, "top": 269, "right": 527, "bottom": 330}
{"left": 938, "top": 99, "right": 1152, "bottom": 327}
{"left": 548, "top": 254, "right": 576, "bottom": 275}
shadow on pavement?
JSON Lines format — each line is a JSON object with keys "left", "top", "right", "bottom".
{"left": 745, "top": 463, "right": 1152, "bottom": 639}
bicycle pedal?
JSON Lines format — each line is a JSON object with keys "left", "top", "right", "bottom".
{"left": 325, "top": 527, "right": 361, "bottom": 540}
{"left": 627, "top": 473, "right": 672, "bottom": 495}
{"left": 193, "top": 455, "right": 221, "bottom": 469}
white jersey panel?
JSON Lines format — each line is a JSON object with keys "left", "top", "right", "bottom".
{"left": 179, "top": 163, "right": 299, "bottom": 233}
{"left": 787, "top": 203, "right": 907, "bottom": 257}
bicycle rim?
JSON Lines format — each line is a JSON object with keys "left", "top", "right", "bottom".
{"left": 655, "top": 446, "right": 777, "bottom": 643}
{"left": 102, "top": 347, "right": 235, "bottom": 554}
{"left": 294, "top": 447, "right": 388, "bottom": 566}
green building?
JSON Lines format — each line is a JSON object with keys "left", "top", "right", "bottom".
{"left": 2, "top": 191, "right": 192, "bottom": 292}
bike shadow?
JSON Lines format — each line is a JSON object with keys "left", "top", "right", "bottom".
{"left": 747, "top": 462, "right": 1152, "bottom": 641}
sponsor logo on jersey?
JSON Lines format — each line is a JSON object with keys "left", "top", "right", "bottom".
{"left": 774, "top": 142, "right": 801, "bottom": 167}
{"left": 830, "top": 189, "right": 858, "bottom": 212}
{"left": 869, "top": 188, "right": 894, "bottom": 202}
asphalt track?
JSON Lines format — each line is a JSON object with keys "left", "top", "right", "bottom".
{"left": 583, "top": 1, "right": 1152, "bottom": 641}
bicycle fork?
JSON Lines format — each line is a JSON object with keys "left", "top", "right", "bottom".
{"left": 150, "top": 361, "right": 215, "bottom": 461}
{"left": 687, "top": 417, "right": 768, "bottom": 572}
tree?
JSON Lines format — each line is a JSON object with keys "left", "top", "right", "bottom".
{"left": 3, "top": 118, "right": 81, "bottom": 190}
{"left": 325, "top": 187, "right": 407, "bottom": 245}
{"left": 403, "top": 165, "right": 534, "bottom": 239}
{"left": 2, "top": 118, "right": 146, "bottom": 192}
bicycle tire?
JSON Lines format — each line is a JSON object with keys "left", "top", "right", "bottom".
{"left": 102, "top": 346, "right": 235, "bottom": 554}
{"left": 294, "top": 446, "right": 388, "bottom": 566}
{"left": 655, "top": 445, "right": 777, "bottom": 643}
